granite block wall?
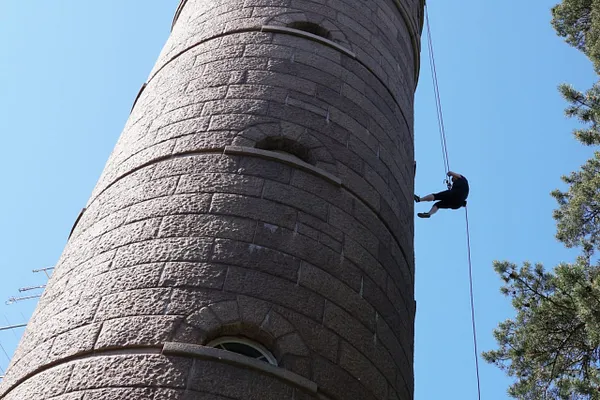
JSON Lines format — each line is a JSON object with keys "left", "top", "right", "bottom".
{"left": 0, "top": 1, "right": 423, "bottom": 399}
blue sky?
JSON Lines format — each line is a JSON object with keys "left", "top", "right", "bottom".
{"left": 0, "top": 0, "right": 596, "bottom": 398}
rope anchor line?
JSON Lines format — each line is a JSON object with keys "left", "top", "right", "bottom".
{"left": 425, "top": 6, "right": 450, "bottom": 178}
{"left": 424, "top": 5, "right": 481, "bottom": 400}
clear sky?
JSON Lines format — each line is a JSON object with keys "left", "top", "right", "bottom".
{"left": 0, "top": 0, "right": 596, "bottom": 398}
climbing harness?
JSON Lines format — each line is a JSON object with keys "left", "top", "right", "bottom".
{"left": 425, "top": 5, "right": 482, "bottom": 399}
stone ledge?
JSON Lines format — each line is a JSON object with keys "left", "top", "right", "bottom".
{"left": 260, "top": 25, "right": 356, "bottom": 59}
{"left": 169, "top": 0, "right": 423, "bottom": 85}
{"left": 0, "top": 346, "right": 164, "bottom": 399}
{"left": 81, "top": 145, "right": 412, "bottom": 282}
{"left": 171, "top": 0, "right": 189, "bottom": 31}
{"left": 162, "top": 342, "right": 318, "bottom": 394}
{"left": 392, "top": 0, "right": 423, "bottom": 85}
{"left": 147, "top": 24, "right": 415, "bottom": 129}
{"left": 224, "top": 146, "right": 342, "bottom": 186}
{"left": 130, "top": 83, "right": 147, "bottom": 114}
{"left": 172, "top": 0, "right": 425, "bottom": 43}
{"left": 68, "top": 207, "right": 87, "bottom": 239}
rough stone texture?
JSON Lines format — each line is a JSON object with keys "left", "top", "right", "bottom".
{"left": 0, "top": 0, "right": 423, "bottom": 399}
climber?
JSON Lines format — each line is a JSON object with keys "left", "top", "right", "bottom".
{"left": 414, "top": 171, "right": 469, "bottom": 218}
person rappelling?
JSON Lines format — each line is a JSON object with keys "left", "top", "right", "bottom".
{"left": 414, "top": 171, "right": 469, "bottom": 218}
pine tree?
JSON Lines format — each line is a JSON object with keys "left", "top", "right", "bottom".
{"left": 551, "top": 0, "right": 599, "bottom": 71}
{"left": 552, "top": 151, "right": 600, "bottom": 254}
{"left": 484, "top": 1, "right": 600, "bottom": 398}
{"left": 483, "top": 258, "right": 600, "bottom": 399}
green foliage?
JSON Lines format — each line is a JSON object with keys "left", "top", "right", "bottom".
{"left": 483, "top": 259, "right": 600, "bottom": 399}
{"left": 551, "top": 0, "right": 600, "bottom": 71}
{"left": 551, "top": 0, "right": 592, "bottom": 52}
{"left": 559, "top": 83, "right": 600, "bottom": 146}
{"left": 552, "top": 152, "right": 600, "bottom": 254}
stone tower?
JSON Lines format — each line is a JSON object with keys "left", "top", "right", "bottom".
{"left": 0, "top": 0, "right": 423, "bottom": 399}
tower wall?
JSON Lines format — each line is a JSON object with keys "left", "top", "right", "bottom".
{"left": 0, "top": 1, "right": 423, "bottom": 399}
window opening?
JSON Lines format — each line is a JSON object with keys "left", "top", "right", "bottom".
{"left": 255, "top": 137, "right": 312, "bottom": 164}
{"left": 207, "top": 337, "right": 278, "bottom": 366}
{"left": 287, "top": 22, "right": 331, "bottom": 39}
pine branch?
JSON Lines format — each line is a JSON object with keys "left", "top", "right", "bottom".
{"left": 545, "top": 323, "right": 586, "bottom": 396}
{"left": 514, "top": 274, "right": 576, "bottom": 312}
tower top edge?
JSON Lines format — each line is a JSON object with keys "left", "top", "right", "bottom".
{"left": 171, "top": 0, "right": 425, "bottom": 33}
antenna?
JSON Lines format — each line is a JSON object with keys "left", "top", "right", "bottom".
{"left": 0, "top": 324, "right": 27, "bottom": 332}
{"left": 32, "top": 266, "right": 54, "bottom": 279}
{"left": 5, "top": 295, "right": 43, "bottom": 306}
{"left": 5, "top": 267, "right": 53, "bottom": 305}
{"left": 18, "top": 285, "right": 46, "bottom": 293}
{"left": 0, "top": 265, "right": 54, "bottom": 380}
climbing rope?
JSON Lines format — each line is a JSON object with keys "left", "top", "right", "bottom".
{"left": 465, "top": 205, "right": 481, "bottom": 399}
{"left": 425, "top": 5, "right": 482, "bottom": 399}
{"left": 425, "top": 6, "right": 450, "bottom": 178}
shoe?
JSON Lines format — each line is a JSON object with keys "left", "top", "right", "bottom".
{"left": 417, "top": 212, "right": 430, "bottom": 218}
{"left": 414, "top": 194, "right": 421, "bottom": 203}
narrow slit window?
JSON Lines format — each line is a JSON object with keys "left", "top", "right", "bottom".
{"left": 255, "top": 137, "right": 313, "bottom": 164}
{"left": 287, "top": 22, "right": 331, "bottom": 40}
{"left": 207, "top": 337, "right": 277, "bottom": 366}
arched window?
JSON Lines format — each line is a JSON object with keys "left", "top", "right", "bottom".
{"left": 207, "top": 337, "right": 278, "bottom": 366}
{"left": 255, "top": 137, "right": 313, "bottom": 164}
{"left": 287, "top": 21, "right": 331, "bottom": 40}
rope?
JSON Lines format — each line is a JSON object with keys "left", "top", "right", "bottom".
{"left": 425, "top": 5, "right": 482, "bottom": 399}
{"left": 465, "top": 206, "right": 482, "bottom": 399}
{"left": 425, "top": 5, "right": 450, "bottom": 175}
